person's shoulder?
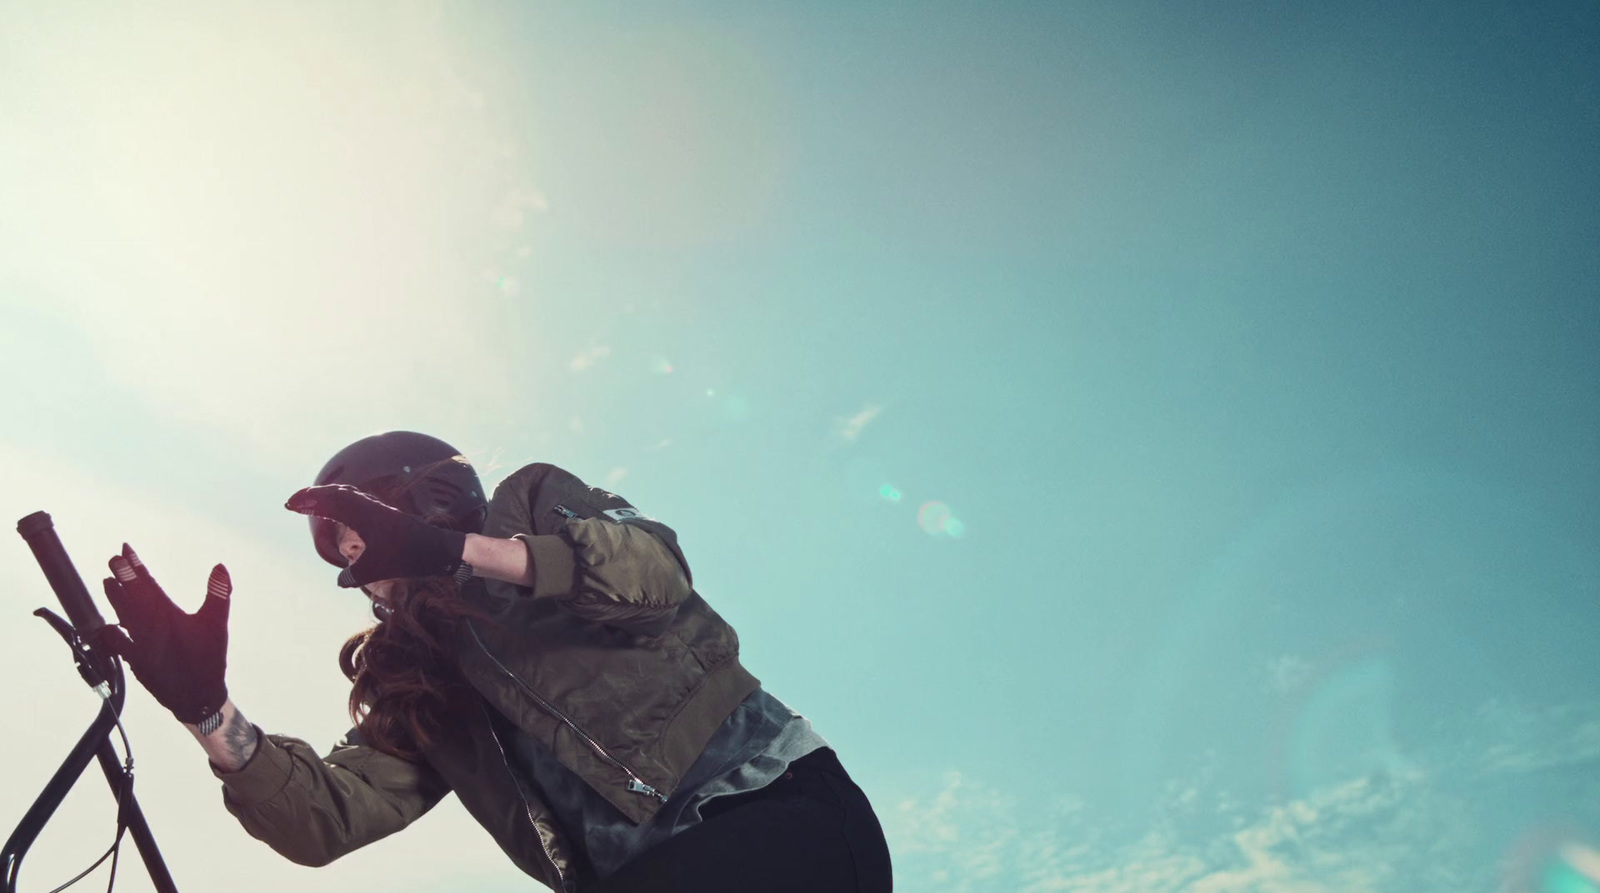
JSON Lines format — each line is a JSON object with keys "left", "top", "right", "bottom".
{"left": 497, "top": 460, "right": 563, "bottom": 481}
{"left": 488, "top": 461, "right": 590, "bottom": 503}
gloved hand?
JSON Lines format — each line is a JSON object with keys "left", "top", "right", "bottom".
{"left": 284, "top": 484, "right": 467, "bottom": 588}
{"left": 95, "top": 543, "right": 230, "bottom": 726}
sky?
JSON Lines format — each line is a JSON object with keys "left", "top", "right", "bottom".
{"left": 1, "top": 1, "right": 1597, "bottom": 891}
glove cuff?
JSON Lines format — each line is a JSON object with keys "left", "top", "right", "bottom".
{"left": 435, "top": 529, "right": 468, "bottom": 571}
{"left": 417, "top": 528, "right": 469, "bottom": 581}
{"left": 172, "top": 687, "right": 228, "bottom": 727}
{"left": 195, "top": 708, "right": 226, "bottom": 735}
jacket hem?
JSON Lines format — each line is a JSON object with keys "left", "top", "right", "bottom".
{"left": 650, "top": 657, "right": 762, "bottom": 794}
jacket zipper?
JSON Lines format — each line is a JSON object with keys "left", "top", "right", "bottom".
{"left": 469, "top": 620, "right": 668, "bottom": 803}
{"left": 479, "top": 701, "right": 572, "bottom": 893}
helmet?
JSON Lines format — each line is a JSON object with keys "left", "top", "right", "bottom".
{"left": 307, "top": 431, "right": 489, "bottom": 569}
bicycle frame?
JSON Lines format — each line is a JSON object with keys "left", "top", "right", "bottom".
{"left": 3, "top": 511, "right": 179, "bottom": 893}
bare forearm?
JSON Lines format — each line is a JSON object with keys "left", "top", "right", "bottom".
{"left": 185, "top": 699, "right": 258, "bottom": 773}
{"left": 463, "top": 533, "right": 535, "bottom": 587}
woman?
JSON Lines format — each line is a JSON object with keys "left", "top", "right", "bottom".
{"left": 96, "top": 430, "right": 893, "bottom": 892}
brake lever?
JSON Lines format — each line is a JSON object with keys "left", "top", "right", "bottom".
{"left": 33, "top": 607, "right": 113, "bottom": 694}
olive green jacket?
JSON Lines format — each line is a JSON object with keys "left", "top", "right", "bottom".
{"left": 212, "top": 463, "right": 762, "bottom": 892}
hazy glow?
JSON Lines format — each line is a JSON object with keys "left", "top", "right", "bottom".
{"left": 0, "top": 4, "right": 524, "bottom": 458}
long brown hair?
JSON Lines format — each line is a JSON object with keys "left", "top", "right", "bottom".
{"left": 338, "top": 575, "right": 489, "bottom": 759}
{"left": 336, "top": 463, "right": 490, "bottom": 760}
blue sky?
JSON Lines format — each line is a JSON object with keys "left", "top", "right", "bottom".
{"left": 2, "top": 2, "right": 1597, "bottom": 891}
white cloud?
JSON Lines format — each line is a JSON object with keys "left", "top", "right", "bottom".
{"left": 1473, "top": 699, "right": 1600, "bottom": 774}
{"left": 482, "top": 268, "right": 522, "bottom": 295}
{"left": 570, "top": 345, "right": 613, "bottom": 372}
{"left": 836, "top": 404, "right": 883, "bottom": 442}
{"left": 1264, "top": 654, "right": 1313, "bottom": 694}
{"left": 889, "top": 771, "right": 1026, "bottom": 892}
{"left": 882, "top": 755, "right": 1494, "bottom": 893}
{"left": 1190, "top": 797, "right": 1367, "bottom": 893}
{"left": 605, "top": 467, "right": 628, "bottom": 487}
{"left": 1021, "top": 832, "right": 1207, "bottom": 893}
{"left": 491, "top": 185, "right": 550, "bottom": 227}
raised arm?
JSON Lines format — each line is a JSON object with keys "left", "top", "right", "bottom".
{"left": 463, "top": 532, "right": 537, "bottom": 587}
{"left": 287, "top": 473, "right": 695, "bottom": 636}
{"left": 202, "top": 708, "right": 450, "bottom": 867}
{"left": 96, "top": 544, "right": 449, "bottom": 866}
{"left": 473, "top": 462, "right": 697, "bottom": 636}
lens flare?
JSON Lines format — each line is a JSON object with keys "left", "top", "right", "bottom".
{"left": 1545, "top": 861, "right": 1599, "bottom": 893}
{"left": 917, "top": 501, "right": 950, "bottom": 534}
{"left": 1281, "top": 655, "right": 1407, "bottom": 799}
{"left": 917, "top": 501, "right": 966, "bottom": 537}
{"left": 915, "top": 501, "right": 966, "bottom": 536}
{"left": 1563, "top": 844, "right": 1600, "bottom": 884}
{"left": 1549, "top": 845, "right": 1600, "bottom": 893}
{"left": 879, "top": 484, "right": 902, "bottom": 502}
{"left": 1502, "top": 831, "right": 1600, "bottom": 893}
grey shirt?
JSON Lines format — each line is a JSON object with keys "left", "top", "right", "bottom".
{"left": 500, "top": 687, "right": 829, "bottom": 879}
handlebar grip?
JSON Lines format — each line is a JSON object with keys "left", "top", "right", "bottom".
{"left": 16, "top": 511, "right": 108, "bottom": 635}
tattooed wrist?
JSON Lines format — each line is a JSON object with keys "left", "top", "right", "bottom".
{"left": 187, "top": 699, "right": 259, "bottom": 773}
{"left": 220, "top": 709, "right": 258, "bottom": 767}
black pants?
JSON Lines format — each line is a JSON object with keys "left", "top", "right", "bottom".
{"left": 593, "top": 747, "right": 893, "bottom": 892}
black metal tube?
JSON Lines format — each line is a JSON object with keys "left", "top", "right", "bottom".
{"left": 1, "top": 701, "right": 119, "bottom": 893}
{"left": 93, "top": 740, "right": 178, "bottom": 893}
{"left": 8, "top": 510, "right": 181, "bottom": 893}
{"left": 16, "top": 511, "right": 107, "bottom": 636}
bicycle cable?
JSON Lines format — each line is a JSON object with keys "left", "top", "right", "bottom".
{"left": 41, "top": 659, "right": 136, "bottom": 893}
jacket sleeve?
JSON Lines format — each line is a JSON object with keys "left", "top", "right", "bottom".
{"left": 213, "top": 726, "right": 451, "bottom": 867}
{"left": 480, "top": 462, "right": 695, "bottom": 637}
{"left": 513, "top": 517, "right": 693, "bottom": 637}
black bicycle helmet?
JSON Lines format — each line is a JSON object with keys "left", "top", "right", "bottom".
{"left": 307, "top": 431, "right": 489, "bottom": 569}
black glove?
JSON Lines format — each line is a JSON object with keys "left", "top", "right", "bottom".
{"left": 95, "top": 543, "right": 230, "bottom": 726}
{"left": 285, "top": 484, "right": 467, "bottom": 588}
